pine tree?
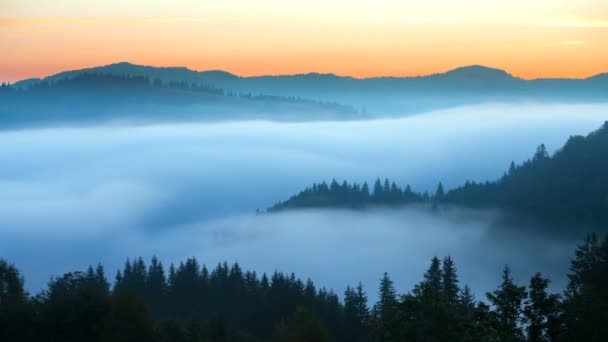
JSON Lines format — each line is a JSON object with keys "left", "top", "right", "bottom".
{"left": 146, "top": 256, "right": 167, "bottom": 315}
{"left": 376, "top": 272, "right": 397, "bottom": 321}
{"left": 361, "top": 182, "right": 370, "bottom": 198}
{"left": 344, "top": 283, "right": 370, "bottom": 341}
{"left": 355, "top": 282, "right": 370, "bottom": 325}
{"left": 435, "top": 182, "right": 445, "bottom": 200}
{"left": 508, "top": 161, "right": 516, "bottom": 176}
{"left": 458, "top": 285, "right": 476, "bottom": 321}
{"left": 562, "top": 233, "right": 608, "bottom": 341}
{"left": 95, "top": 264, "right": 110, "bottom": 293}
{"left": 523, "top": 273, "right": 561, "bottom": 342}
{"left": 114, "top": 270, "right": 123, "bottom": 290}
{"left": 374, "top": 272, "right": 398, "bottom": 341}
{"left": 533, "top": 144, "right": 549, "bottom": 161}
{"left": 442, "top": 256, "right": 460, "bottom": 307}
{"left": 373, "top": 178, "right": 383, "bottom": 202}
{"left": 486, "top": 265, "right": 527, "bottom": 342}
{"left": 421, "top": 256, "right": 443, "bottom": 300}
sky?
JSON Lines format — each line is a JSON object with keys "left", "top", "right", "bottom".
{"left": 1, "top": 0, "right": 607, "bottom": 82}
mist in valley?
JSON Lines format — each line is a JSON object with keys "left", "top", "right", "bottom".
{"left": 1, "top": 102, "right": 606, "bottom": 297}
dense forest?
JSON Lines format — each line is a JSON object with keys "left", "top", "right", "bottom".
{"left": 1, "top": 233, "right": 607, "bottom": 341}
{"left": 268, "top": 122, "right": 608, "bottom": 232}
{"left": 443, "top": 121, "right": 608, "bottom": 229}
{"left": 268, "top": 179, "right": 426, "bottom": 212}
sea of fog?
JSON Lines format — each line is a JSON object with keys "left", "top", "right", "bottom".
{"left": 0, "top": 102, "right": 606, "bottom": 300}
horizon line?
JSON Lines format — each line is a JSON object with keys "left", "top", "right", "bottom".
{"left": 7, "top": 61, "right": 608, "bottom": 84}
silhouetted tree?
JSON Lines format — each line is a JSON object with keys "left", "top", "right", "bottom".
{"left": 523, "top": 273, "right": 561, "bottom": 342}
{"left": 442, "top": 256, "right": 460, "bottom": 308}
{"left": 486, "top": 265, "right": 527, "bottom": 342}
{"left": 561, "top": 233, "right": 608, "bottom": 341}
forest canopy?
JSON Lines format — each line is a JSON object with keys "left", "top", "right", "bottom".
{"left": 268, "top": 122, "right": 608, "bottom": 233}
{"left": 1, "top": 233, "right": 607, "bottom": 341}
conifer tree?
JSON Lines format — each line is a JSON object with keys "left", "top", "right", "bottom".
{"left": 374, "top": 272, "right": 398, "bottom": 341}
{"left": 421, "top": 256, "right": 443, "bottom": 299}
{"left": 442, "top": 256, "right": 460, "bottom": 307}
{"left": 435, "top": 182, "right": 445, "bottom": 200}
{"left": 458, "top": 285, "right": 476, "bottom": 321}
{"left": 486, "top": 265, "right": 527, "bottom": 342}
{"left": 523, "top": 273, "right": 561, "bottom": 342}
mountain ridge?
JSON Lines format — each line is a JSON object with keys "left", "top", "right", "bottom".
{"left": 4, "top": 62, "right": 607, "bottom": 125}
{"left": 12, "top": 62, "right": 606, "bottom": 88}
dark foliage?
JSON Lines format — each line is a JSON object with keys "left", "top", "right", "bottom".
{"left": 444, "top": 122, "right": 608, "bottom": 231}
{"left": 270, "top": 122, "right": 608, "bottom": 234}
{"left": 1, "top": 234, "right": 607, "bottom": 341}
{"left": 0, "top": 73, "right": 361, "bottom": 129}
{"left": 268, "top": 178, "right": 425, "bottom": 211}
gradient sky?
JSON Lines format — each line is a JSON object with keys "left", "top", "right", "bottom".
{"left": 1, "top": 0, "right": 607, "bottom": 82}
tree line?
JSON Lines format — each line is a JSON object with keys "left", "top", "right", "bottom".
{"left": 1, "top": 233, "right": 607, "bottom": 341}
{"left": 268, "top": 122, "right": 608, "bottom": 233}
{"left": 0, "top": 73, "right": 359, "bottom": 115}
{"left": 268, "top": 178, "right": 426, "bottom": 212}
{"left": 443, "top": 121, "right": 608, "bottom": 229}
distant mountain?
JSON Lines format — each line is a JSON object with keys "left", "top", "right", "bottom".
{"left": 13, "top": 62, "right": 216, "bottom": 87}
{"left": 0, "top": 73, "right": 361, "bottom": 129}
{"left": 268, "top": 122, "right": 608, "bottom": 233}
{"left": 436, "top": 65, "right": 514, "bottom": 78}
{"left": 11, "top": 62, "right": 608, "bottom": 116}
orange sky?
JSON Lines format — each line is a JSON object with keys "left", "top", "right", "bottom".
{"left": 1, "top": 1, "right": 607, "bottom": 82}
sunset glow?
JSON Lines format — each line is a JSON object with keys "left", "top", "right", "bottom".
{"left": 1, "top": 0, "right": 607, "bottom": 82}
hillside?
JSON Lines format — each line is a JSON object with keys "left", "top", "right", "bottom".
{"left": 444, "top": 121, "right": 608, "bottom": 229}
{"left": 268, "top": 122, "right": 608, "bottom": 231}
{"left": 267, "top": 179, "right": 426, "bottom": 212}
{"left": 0, "top": 73, "right": 361, "bottom": 128}
{"left": 11, "top": 62, "right": 608, "bottom": 116}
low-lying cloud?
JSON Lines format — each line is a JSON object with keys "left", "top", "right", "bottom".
{"left": 0, "top": 102, "right": 604, "bottom": 298}
{"left": 0, "top": 207, "right": 579, "bottom": 301}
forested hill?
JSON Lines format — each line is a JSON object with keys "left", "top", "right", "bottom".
{"left": 0, "top": 74, "right": 361, "bottom": 129}
{"left": 268, "top": 122, "right": 608, "bottom": 231}
{"left": 267, "top": 179, "right": 427, "bottom": 212}
{"left": 444, "top": 121, "right": 608, "bottom": 229}
{"left": 11, "top": 62, "right": 608, "bottom": 116}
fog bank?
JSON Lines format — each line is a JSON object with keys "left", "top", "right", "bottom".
{"left": 0, "top": 102, "right": 605, "bottom": 298}
{"left": 0, "top": 208, "right": 578, "bottom": 301}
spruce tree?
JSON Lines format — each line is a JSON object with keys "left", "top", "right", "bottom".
{"left": 523, "top": 273, "right": 561, "bottom": 342}
{"left": 376, "top": 272, "right": 397, "bottom": 321}
{"left": 146, "top": 256, "right": 167, "bottom": 315}
{"left": 435, "top": 182, "right": 445, "bottom": 200}
{"left": 562, "top": 233, "right": 608, "bottom": 341}
{"left": 442, "top": 256, "right": 460, "bottom": 307}
{"left": 421, "top": 256, "right": 443, "bottom": 300}
{"left": 486, "top": 265, "right": 527, "bottom": 342}
{"left": 458, "top": 285, "right": 476, "bottom": 321}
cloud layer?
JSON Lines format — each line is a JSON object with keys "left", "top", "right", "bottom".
{"left": 0, "top": 102, "right": 605, "bottom": 296}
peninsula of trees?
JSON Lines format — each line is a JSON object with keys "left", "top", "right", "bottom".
{"left": 268, "top": 122, "right": 608, "bottom": 232}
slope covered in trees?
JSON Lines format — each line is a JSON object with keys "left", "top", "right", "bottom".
{"left": 11, "top": 62, "right": 608, "bottom": 116}
{"left": 0, "top": 73, "right": 361, "bottom": 129}
{"left": 1, "top": 234, "right": 607, "bottom": 341}
{"left": 444, "top": 121, "right": 608, "bottom": 230}
{"left": 268, "top": 179, "right": 426, "bottom": 212}
{"left": 269, "top": 122, "right": 608, "bottom": 232}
